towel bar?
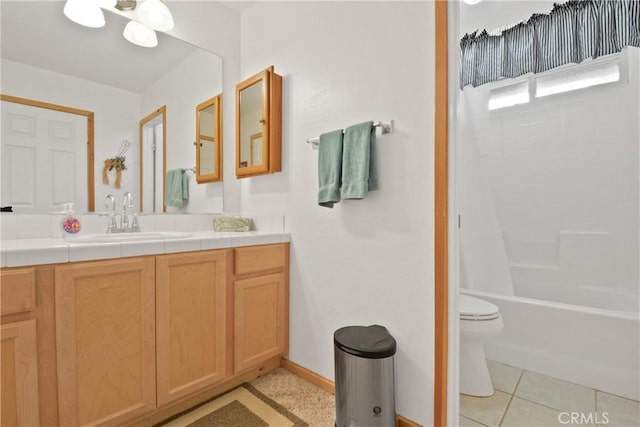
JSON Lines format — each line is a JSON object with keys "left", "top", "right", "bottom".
{"left": 307, "top": 120, "right": 394, "bottom": 148}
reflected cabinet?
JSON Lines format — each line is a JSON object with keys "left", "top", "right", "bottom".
{"left": 236, "top": 66, "right": 282, "bottom": 178}
{"left": 196, "top": 94, "right": 223, "bottom": 183}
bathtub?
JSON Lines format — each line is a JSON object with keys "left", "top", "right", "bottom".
{"left": 461, "top": 287, "right": 640, "bottom": 401}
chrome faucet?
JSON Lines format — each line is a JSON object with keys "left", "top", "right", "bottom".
{"left": 104, "top": 194, "right": 118, "bottom": 233}
{"left": 121, "top": 192, "right": 132, "bottom": 230}
{"left": 103, "top": 192, "right": 141, "bottom": 233}
{"left": 121, "top": 192, "right": 141, "bottom": 232}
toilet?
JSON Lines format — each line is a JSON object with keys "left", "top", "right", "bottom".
{"left": 459, "top": 294, "right": 503, "bottom": 397}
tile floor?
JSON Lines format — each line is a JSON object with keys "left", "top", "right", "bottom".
{"left": 460, "top": 360, "right": 640, "bottom": 427}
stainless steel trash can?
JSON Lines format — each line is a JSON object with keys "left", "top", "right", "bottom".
{"left": 334, "top": 325, "right": 396, "bottom": 427}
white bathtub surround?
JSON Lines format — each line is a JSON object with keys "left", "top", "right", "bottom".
{"left": 462, "top": 288, "right": 640, "bottom": 401}
{"left": 460, "top": 47, "right": 640, "bottom": 302}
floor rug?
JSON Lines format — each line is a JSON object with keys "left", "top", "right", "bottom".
{"left": 156, "top": 383, "right": 308, "bottom": 427}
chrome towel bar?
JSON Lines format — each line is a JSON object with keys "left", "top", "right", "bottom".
{"left": 307, "top": 120, "right": 394, "bottom": 148}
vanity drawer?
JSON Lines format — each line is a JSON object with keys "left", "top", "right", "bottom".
{"left": 1, "top": 268, "right": 36, "bottom": 316}
{"left": 234, "top": 244, "right": 286, "bottom": 276}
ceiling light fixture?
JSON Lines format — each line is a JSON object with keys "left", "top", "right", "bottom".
{"left": 63, "top": 0, "right": 173, "bottom": 48}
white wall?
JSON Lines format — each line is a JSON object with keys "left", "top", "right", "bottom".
{"left": 240, "top": 2, "right": 435, "bottom": 423}
{"left": 1, "top": 59, "right": 141, "bottom": 211}
{"left": 142, "top": 49, "right": 224, "bottom": 213}
{"left": 459, "top": 0, "right": 555, "bottom": 36}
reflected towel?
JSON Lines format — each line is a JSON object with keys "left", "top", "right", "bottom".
{"left": 317, "top": 129, "right": 344, "bottom": 208}
{"left": 165, "top": 169, "right": 189, "bottom": 208}
{"left": 341, "top": 121, "right": 378, "bottom": 199}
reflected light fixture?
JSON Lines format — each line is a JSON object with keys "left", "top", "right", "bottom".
{"left": 63, "top": 0, "right": 106, "bottom": 28}
{"left": 463, "top": 0, "right": 483, "bottom": 4}
{"left": 123, "top": 19, "right": 158, "bottom": 48}
{"left": 137, "top": 0, "right": 174, "bottom": 31}
{"left": 63, "top": 0, "right": 173, "bottom": 48}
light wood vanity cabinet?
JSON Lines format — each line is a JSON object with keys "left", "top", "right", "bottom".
{"left": 55, "top": 257, "right": 157, "bottom": 427}
{"left": 1, "top": 268, "right": 40, "bottom": 427}
{"left": 0, "top": 242, "right": 289, "bottom": 426}
{"left": 233, "top": 244, "right": 289, "bottom": 373}
{"left": 156, "top": 250, "right": 228, "bottom": 406}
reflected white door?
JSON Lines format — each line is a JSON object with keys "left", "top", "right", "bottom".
{"left": 1, "top": 101, "right": 87, "bottom": 212}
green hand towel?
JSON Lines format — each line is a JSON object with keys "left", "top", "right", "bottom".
{"left": 318, "top": 129, "right": 344, "bottom": 208}
{"left": 165, "top": 169, "right": 188, "bottom": 208}
{"left": 341, "top": 121, "right": 378, "bottom": 199}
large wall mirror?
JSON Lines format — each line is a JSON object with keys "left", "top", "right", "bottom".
{"left": 0, "top": 1, "right": 224, "bottom": 213}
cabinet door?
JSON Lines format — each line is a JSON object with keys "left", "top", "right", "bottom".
{"left": 55, "top": 257, "right": 156, "bottom": 427}
{"left": 156, "top": 250, "right": 227, "bottom": 406}
{"left": 1, "top": 319, "right": 40, "bottom": 427}
{"left": 234, "top": 272, "right": 287, "bottom": 372}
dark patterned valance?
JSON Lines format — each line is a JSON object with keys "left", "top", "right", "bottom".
{"left": 460, "top": 0, "right": 640, "bottom": 88}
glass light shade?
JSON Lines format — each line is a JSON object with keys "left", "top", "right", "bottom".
{"left": 63, "top": 0, "right": 105, "bottom": 28}
{"left": 97, "top": 0, "right": 117, "bottom": 6}
{"left": 137, "top": 0, "right": 174, "bottom": 31}
{"left": 123, "top": 20, "right": 158, "bottom": 48}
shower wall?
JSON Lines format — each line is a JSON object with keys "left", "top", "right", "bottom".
{"left": 461, "top": 48, "right": 640, "bottom": 307}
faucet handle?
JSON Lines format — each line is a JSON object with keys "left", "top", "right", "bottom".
{"left": 131, "top": 213, "right": 142, "bottom": 232}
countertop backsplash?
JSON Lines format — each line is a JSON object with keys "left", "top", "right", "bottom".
{"left": 0, "top": 213, "right": 285, "bottom": 240}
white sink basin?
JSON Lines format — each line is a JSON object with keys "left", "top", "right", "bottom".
{"left": 67, "top": 231, "right": 192, "bottom": 243}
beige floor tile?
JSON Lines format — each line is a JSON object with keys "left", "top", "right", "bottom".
{"left": 596, "top": 391, "right": 640, "bottom": 427}
{"left": 501, "top": 397, "right": 572, "bottom": 427}
{"left": 487, "top": 360, "right": 523, "bottom": 395}
{"left": 514, "top": 371, "right": 595, "bottom": 413}
{"left": 460, "top": 415, "right": 489, "bottom": 426}
{"left": 460, "top": 390, "right": 511, "bottom": 427}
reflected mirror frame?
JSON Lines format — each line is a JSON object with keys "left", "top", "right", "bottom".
{"left": 235, "top": 68, "right": 271, "bottom": 177}
{"left": 195, "top": 94, "right": 223, "bottom": 183}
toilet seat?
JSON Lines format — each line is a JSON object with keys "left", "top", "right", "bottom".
{"left": 460, "top": 295, "right": 500, "bottom": 321}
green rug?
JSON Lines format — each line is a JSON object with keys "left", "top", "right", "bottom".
{"left": 156, "top": 384, "right": 308, "bottom": 427}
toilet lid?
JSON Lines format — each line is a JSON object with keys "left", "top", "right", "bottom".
{"left": 460, "top": 295, "right": 500, "bottom": 320}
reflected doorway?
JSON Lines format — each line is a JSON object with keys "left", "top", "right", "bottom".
{"left": 139, "top": 106, "right": 166, "bottom": 213}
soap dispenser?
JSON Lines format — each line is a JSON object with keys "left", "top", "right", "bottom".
{"left": 60, "top": 202, "right": 81, "bottom": 237}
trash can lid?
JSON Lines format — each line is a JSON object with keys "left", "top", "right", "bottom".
{"left": 334, "top": 325, "right": 396, "bottom": 359}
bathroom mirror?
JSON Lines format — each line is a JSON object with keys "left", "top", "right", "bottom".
{"left": 0, "top": 1, "right": 224, "bottom": 213}
{"left": 195, "top": 94, "right": 223, "bottom": 183}
{"left": 235, "top": 66, "right": 282, "bottom": 178}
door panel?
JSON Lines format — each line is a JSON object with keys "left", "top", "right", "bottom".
{"left": 1, "top": 100, "right": 87, "bottom": 212}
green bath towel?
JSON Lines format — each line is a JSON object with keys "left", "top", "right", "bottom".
{"left": 317, "top": 129, "right": 344, "bottom": 208}
{"left": 165, "top": 169, "right": 189, "bottom": 208}
{"left": 341, "top": 121, "right": 378, "bottom": 199}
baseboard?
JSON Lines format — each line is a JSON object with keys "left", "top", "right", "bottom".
{"left": 280, "top": 357, "right": 422, "bottom": 427}
{"left": 280, "top": 357, "right": 335, "bottom": 394}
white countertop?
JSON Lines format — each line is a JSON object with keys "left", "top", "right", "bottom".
{"left": 0, "top": 231, "right": 290, "bottom": 268}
